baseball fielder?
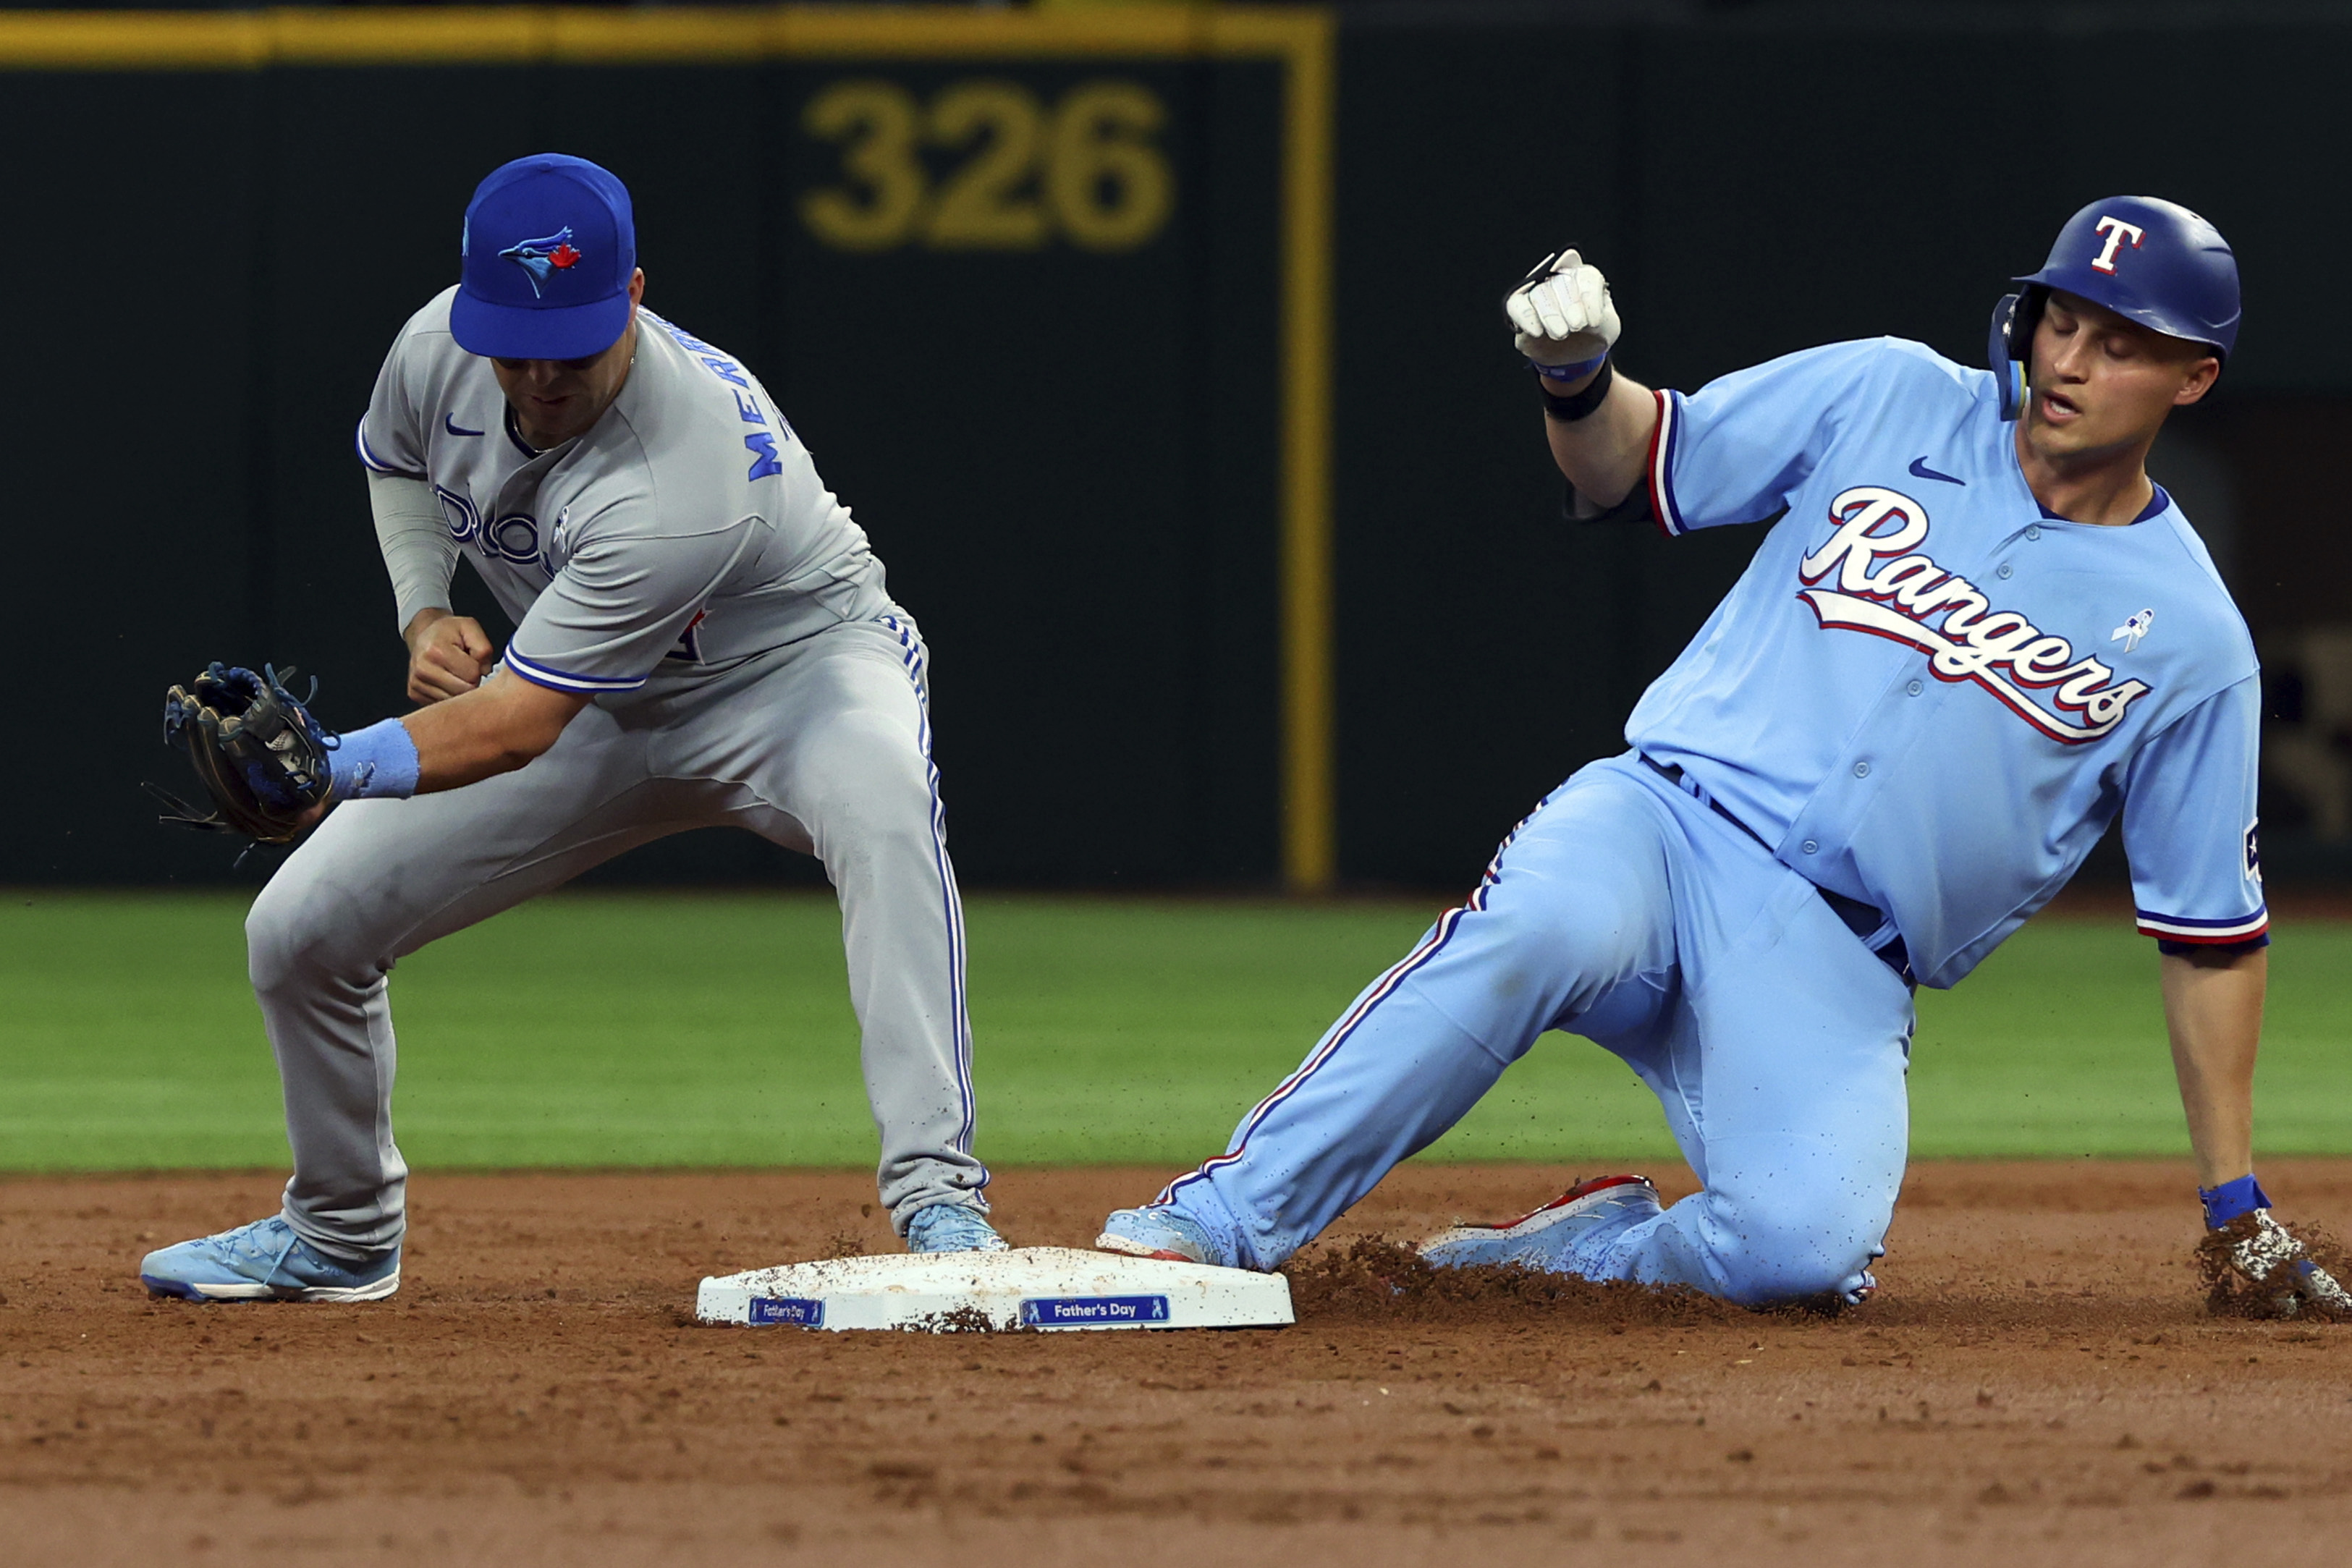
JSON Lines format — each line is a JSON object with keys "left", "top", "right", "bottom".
{"left": 142, "top": 153, "right": 1002, "bottom": 1302}
{"left": 1102, "top": 197, "right": 2344, "bottom": 1313}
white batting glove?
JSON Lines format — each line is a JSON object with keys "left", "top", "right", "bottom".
{"left": 1506, "top": 247, "right": 1621, "bottom": 369}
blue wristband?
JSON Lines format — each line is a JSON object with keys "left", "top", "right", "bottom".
{"left": 2199, "top": 1173, "right": 2270, "bottom": 1229}
{"left": 1531, "top": 352, "right": 1607, "bottom": 383}
{"left": 330, "top": 718, "right": 422, "bottom": 801}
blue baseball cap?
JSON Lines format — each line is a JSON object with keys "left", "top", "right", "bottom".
{"left": 450, "top": 153, "right": 637, "bottom": 360}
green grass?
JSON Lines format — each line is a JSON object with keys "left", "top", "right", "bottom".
{"left": 1, "top": 889, "right": 2346, "bottom": 1171}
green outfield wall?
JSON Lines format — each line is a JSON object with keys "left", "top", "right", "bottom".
{"left": 7, "top": 5, "right": 2349, "bottom": 891}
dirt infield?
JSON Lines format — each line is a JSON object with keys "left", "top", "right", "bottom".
{"left": 7, "top": 1161, "right": 2352, "bottom": 1566}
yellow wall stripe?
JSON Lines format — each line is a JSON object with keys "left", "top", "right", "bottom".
{"left": 0, "top": 7, "right": 1319, "bottom": 69}
{"left": 1275, "top": 7, "right": 1336, "bottom": 894}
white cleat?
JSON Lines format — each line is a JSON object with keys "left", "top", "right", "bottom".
{"left": 1417, "top": 1174, "right": 1661, "bottom": 1271}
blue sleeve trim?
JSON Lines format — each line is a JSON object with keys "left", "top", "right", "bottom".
{"left": 2157, "top": 933, "right": 2268, "bottom": 957}
{"left": 355, "top": 418, "right": 420, "bottom": 478}
{"left": 1646, "top": 389, "right": 1685, "bottom": 538}
{"left": 2136, "top": 905, "right": 2269, "bottom": 942}
{"left": 504, "top": 648, "right": 648, "bottom": 694}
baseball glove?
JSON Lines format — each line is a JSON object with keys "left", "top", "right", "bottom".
{"left": 2198, "top": 1210, "right": 2352, "bottom": 1321}
{"left": 148, "top": 663, "right": 336, "bottom": 844}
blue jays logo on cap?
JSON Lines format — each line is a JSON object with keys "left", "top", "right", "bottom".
{"left": 499, "top": 227, "right": 586, "bottom": 298}
{"left": 450, "top": 153, "right": 636, "bottom": 362}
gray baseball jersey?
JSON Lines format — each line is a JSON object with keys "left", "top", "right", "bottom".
{"left": 358, "top": 287, "right": 889, "bottom": 692}
{"left": 252, "top": 293, "right": 988, "bottom": 1258}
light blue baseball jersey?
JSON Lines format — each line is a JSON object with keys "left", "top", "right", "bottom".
{"left": 1629, "top": 336, "right": 2264, "bottom": 988}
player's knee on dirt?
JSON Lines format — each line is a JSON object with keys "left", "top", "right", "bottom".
{"left": 1665, "top": 1177, "right": 1891, "bottom": 1307}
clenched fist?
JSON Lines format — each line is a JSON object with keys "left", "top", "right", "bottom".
{"left": 405, "top": 609, "right": 496, "bottom": 706}
{"left": 1506, "top": 247, "right": 1622, "bottom": 369}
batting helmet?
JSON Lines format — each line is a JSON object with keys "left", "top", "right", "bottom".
{"left": 1988, "top": 195, "right": 2239, "bottom": 420}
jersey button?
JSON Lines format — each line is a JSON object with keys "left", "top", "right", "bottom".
{"left": 2025, "top": 525, "right": 2043, "bottom": 541}
{"left": 1906, "top": 679, "right": 1924, "bottom": 696}
{"left": 1997, "top": 562, "right": 2015, "bottom": 580}
{"left": 1853, "top": 761, "right": 1871, "bottom": 778}
{"left": 1801, "top": 839, "right": 1819, "bottom": 855}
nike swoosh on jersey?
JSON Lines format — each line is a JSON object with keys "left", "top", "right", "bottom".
{"left": 1906, "top": 456, "right": 1965, "bottom": 486}
{"left": 444, "top": 413, "right": 485, "bottom": 437}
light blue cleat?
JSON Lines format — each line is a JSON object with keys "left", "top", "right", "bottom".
{"left": 1096, "top": 1205, "right": 1224, "bottom": 1267}
{"left": 140, "top": 1215, "right": 400, "bottom": 1303}
{"left": 1417, "top": 1174, "right": 1662, "bottom": 1272}
{"left": 904, "top": 1202, "right": 1010, "bottom": 1253}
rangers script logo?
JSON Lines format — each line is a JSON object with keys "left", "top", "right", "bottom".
{"left": 1797, "top": 486, "right": 2151, "bottom": 743}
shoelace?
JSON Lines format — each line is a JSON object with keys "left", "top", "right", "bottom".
{"left": 211, "top": 1219, "right": 305, "bottom": 1283}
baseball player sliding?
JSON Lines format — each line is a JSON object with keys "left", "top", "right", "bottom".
{"left": 142, "top": 153, "right": 1004, "bottom": 1302}
{"left": 1103, "top": 197, "right": 2348, "bottom": 1315}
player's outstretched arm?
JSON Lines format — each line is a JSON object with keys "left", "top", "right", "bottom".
{"left": 169, "top": 649, "right": 591, "bottom": 841}
{"left": 1505, "top": 247, "right": 1660, "bottom": 509}
{"left": 283, "top": 624, "right": 588, "bottom": 826}
{"left": 397, "top": 667, "right": 590, "bottom": 794}
{"left": 2161, "top": 945, "right": 2262, "bottom": 1187}
{"left": 2166, "top": 944, "right": 2352, "bottom": 1318}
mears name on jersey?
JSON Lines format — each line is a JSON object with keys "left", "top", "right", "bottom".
{"left": 1795, "top": 486, "right": 2152, "bottom": 744}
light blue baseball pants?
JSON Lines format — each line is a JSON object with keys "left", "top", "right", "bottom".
{"left": 1158, "top": 752, "right": 1916, "bottom": 1306}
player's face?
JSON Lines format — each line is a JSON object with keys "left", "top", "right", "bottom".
{"left": 2021, "top": 290, "right": 2220, "bottom": 462}
{"left": 491, "top": 268, "right": 648, "bottom": 449}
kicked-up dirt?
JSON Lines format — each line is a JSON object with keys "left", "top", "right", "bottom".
{"left": 5, "top": 1160, "right": 2352, "bottom": 1566}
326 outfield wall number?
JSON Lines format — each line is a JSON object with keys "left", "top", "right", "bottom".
{"left": 800, "top": 78, "right": 1175, "bottom": 253}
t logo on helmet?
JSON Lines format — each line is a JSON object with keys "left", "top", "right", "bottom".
{"left": 2090, "top": 216, "right": 2146, "bottom": 274}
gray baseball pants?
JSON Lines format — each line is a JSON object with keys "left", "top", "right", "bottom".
{"left": 245, "top": 611, "right": 986, "bottom": 1260}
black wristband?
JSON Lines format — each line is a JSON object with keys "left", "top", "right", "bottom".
{"left": 1539, "top": 356, "right": 1613, "bottom": 422}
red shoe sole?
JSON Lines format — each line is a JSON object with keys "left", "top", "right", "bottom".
{"left": 1481, "top": 1174, "right": 1652, "bottom": 1234}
